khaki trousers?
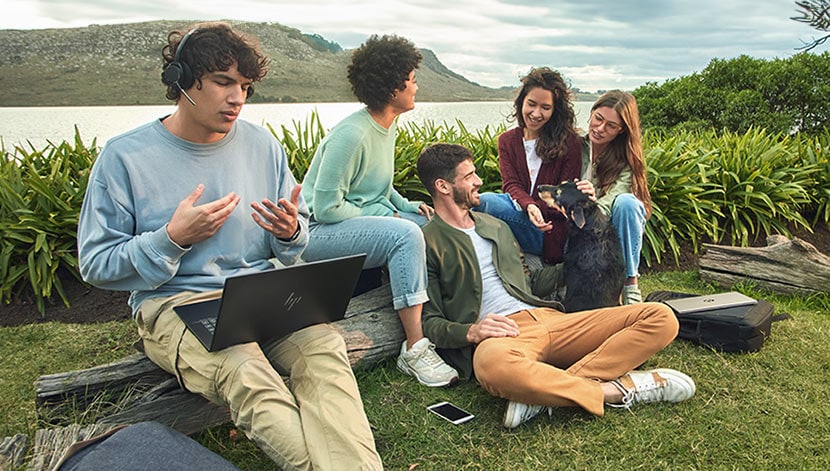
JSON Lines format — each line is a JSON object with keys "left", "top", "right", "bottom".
{"left": 473, "top": 302, "right": 679, "bottom": 416}
{"left": 136, "top": 291, "right": 382, "bottom": 471}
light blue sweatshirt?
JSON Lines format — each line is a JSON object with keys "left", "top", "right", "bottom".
{"left": 77, "top": 118, "right": 309, "bottom": 314}
{"left": 301, "top": 107, "right": 420, "bottom": 223}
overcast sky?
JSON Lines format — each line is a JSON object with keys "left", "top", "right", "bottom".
{"left": 1, "top": 0, "right": 822, "bottom": 91}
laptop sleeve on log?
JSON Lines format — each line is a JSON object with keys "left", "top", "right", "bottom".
{"left": 646, "top": 291, "right": 791, "bottom": 353}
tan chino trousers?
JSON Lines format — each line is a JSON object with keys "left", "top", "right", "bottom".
{"left": 136, "top": 290, "right": 383, "bottom": 471}
{"left": 473, "top": 302, "right": 679, "bottom": 416}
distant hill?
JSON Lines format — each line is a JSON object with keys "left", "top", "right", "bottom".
{"left": 0, "top": 20, "right": 516, "bottom": 106}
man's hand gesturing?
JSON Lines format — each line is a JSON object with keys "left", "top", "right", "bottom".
{"left": 251, "top": 184, "right": 303, "bottom": 240}
{"left": 167, "top": 184, "right": 241, "bottom": 247}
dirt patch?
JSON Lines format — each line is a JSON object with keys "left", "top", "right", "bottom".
{"left": 1, "top": 223, "right": 828, "bottom": 327}
{"left": 0, "top": 271, "right": 131, "bottom": 327}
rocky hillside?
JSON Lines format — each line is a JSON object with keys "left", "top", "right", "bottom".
{"left": 0, "top": 20, "right": 514, "bottom": 106}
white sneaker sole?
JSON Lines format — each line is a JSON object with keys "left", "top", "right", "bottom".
{"left": 651, "top": 368, "right": 696, "bottom": 402}
{"left": 396, "top": 357, "right": 458, "bottom": 388}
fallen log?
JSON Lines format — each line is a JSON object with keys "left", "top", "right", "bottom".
{"left": 699, "top": 235, "right": 830, "bottom": 295}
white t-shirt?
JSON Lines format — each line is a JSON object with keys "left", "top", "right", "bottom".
{"left": 458, "top": 226, "right": 535, "bottom": 320}
{"left": 524, "top": 138, "right": 543, "bottom": 191}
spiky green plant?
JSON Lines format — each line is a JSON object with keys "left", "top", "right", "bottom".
{"left": 391, "top": 119, "right": 507, "bottom": 202}
{"left": 643, "top": 130, "right": 724, "bottom": 266}
{"left": 0, "top": 128, "right": 96, "bottom": 313}
{"left": 702, "top": 128, "right": 815, "bottom": 246}
{"left": 267, "top": 108, "right": 327, "bottom": 182}
{"left": 796, "top": 128, "right": 830, "bottom": 224}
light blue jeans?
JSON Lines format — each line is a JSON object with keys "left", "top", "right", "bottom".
{"left": 610, "top": 193, "right": 647, "bottom": 278}
{"left": 304, "top": 213, "right": 428, "bottom": 310}
{"left": 476, "top": 192, "right": 646, "bottom": 278}
{"left": 474, "top": 192, "right": 543, "bottom": 255}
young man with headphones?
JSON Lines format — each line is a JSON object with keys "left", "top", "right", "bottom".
{"left": 77, "top": 22, "right": 382, "bottom": 470}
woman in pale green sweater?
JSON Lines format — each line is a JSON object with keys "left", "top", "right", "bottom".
{"left": 301, "top": 34, "right": 458, "bottom": 388}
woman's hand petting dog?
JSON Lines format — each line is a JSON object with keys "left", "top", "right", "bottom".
{"left": 575, "top": 179, "right": 596, "bottom": 201}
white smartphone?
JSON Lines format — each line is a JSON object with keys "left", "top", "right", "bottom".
{"left": 427, "top": 401, "right": 475, "bottom": 425}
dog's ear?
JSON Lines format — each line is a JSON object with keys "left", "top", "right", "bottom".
{"left": 570, "top": 206, "right": 586, "bottom": 229}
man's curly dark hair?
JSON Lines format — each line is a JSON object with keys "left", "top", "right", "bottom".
{"left": 347, "top": 35, "right": 422, "bottom": 111}
{"left": 161, "top": 22, "right": 269, "bottom": 102}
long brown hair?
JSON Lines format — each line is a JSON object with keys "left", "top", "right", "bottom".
{"left": 591, "top": 90, "right": 652, "bottom": 218}
{"left": 512, "top": 67, "right": 576, "bottom": 162}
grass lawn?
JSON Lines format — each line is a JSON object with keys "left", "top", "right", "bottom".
{"left": 1, "top": 270, "right": 828, "bottom": 470}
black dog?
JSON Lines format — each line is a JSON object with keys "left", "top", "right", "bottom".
{"left": 537, "top": 182, "right": 625, "bottom": 312}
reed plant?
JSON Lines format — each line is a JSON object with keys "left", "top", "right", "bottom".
{"left": 0, "top": 128, "right": 96, "bottom": 313}
{"left": 701, "top": 128, "right": 814, "bottom": 246}
{"left": 642, "top": 130, "right": 724, "bottom": 265}
{"left": 267, "top": 108, "right": 326, "bottom": 182}
{"left": 796, "top": 128, "right": 830, "bottom": 225}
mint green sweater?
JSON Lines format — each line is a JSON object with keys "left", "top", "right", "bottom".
{"left": 301, "top": 108, "right": 420, "bottom": 223}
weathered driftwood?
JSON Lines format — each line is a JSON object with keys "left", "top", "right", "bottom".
{"left": 0, "top": 284, "right": 403, "bottom": 469}
{"left": 0, "top": 433, "right": 28, "bottom": 470}
{"left": 699, "top": 235, "right": 830, "bottom": 295}
{"left": 25, "top": 423, "right": 115, "bottom": 471}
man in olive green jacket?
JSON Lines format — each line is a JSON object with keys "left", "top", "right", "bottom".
{"left": 417, "top": 143, "right": 696, "bottom": 428}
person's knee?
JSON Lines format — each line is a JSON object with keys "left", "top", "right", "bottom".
{"left": 395, "top": 219, "right": 426, "bottom": 251}
{"left": 612, "top": 194, "right": 645, "bottom": 220}
{"left": 477, "top": 192, "right": 514, "bottom": 215}
{"left": 612, "top": 193, "right": 638, "bottom": 212}
{"left": 473, "top": 342, "right": 519, "bottom": 388}
{"left": 645, "top": 302, "right": 679, "bottom": 342}
{"left": 295, "top": 324, "right": 348, "bottom": 358}
{"left": 476, "top": 192, "right": 498, "bottom": 211}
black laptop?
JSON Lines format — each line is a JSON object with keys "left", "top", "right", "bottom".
{"left": 173, "top": 254, "right": 367, "bottom": 352}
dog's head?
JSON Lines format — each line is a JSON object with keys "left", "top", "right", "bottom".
{"left": 537, "top": 182, "right": 592, "bottom": 229}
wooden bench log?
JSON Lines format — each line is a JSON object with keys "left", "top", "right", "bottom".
{"left": 699, "top": 235, "right": 830, "bottom": 295}
{"left": 33, "top": 283, "right": 403, "bottom": 435}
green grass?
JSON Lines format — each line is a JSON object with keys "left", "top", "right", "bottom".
{"left": 2, "top": 271, "right": 828, "bottom": 470}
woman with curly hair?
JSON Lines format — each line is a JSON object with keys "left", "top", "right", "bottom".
{"left": 475, "top": 67, "right": 583, "bottom": 266}
{"left": 301, "top": 34, "right": 458, "bottom": 387}
{"left": 580, "top": 90, "right": 652, "bottom": 304}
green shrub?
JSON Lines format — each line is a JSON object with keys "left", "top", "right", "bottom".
{"left": 796, "top": 129, "right": 830, "bottom": 224}
{"left": 0, "top": 129, "right": 97, "bottom": 313}
{"left": 634, "top": 52, "right": 830, "bottom": 135}
{"left": 701, "top": 128, "right": 814, "bottom": 246}
{"left": 268, "top": 108, "right": 326, "bottom": 182}
{"left": 392, "top": 118, "right": 506, "bottom": 202}
{"left": 1, "top": 113, "right": 826, "bottom": 313}
{"left": 643, "top": 130, "right": 723, "bottom": 265}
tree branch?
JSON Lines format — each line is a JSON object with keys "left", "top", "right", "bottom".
{"left": 792, "top": 0, "right": 830, "bottom": 50}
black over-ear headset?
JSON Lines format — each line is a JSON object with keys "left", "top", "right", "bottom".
{"left": 162, "top": 28, "right": 199, "bottom": 105}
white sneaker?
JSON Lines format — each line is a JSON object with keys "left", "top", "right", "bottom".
{"left": 396, "top": 338, "right": 459, "bottom": 387}
{"left": 609, "top": 368, "right": 696, "bottom": 409}
{"left": 503, "top": 401, "right": 546, "bottom": 428}
{"left": 622, "top": 285, "right": 642, "bottom": 305}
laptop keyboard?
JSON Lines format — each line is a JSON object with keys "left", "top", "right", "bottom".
{"left": 199, "top": 317, "right": 217, "bottom": 334}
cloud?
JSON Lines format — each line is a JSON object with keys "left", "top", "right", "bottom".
{"left": 3, "top": 0, "right": 821, "bottom": 91}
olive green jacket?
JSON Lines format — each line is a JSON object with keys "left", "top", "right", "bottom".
{"left": 580, "top": 135, "right": 633, "bottom": 217}
{"left": 422, "top": 211, "right": 564, "bottom": 379}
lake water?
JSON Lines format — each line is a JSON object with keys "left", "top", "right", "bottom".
{"left": 0, "top": 101, "right": 595, "bottom": 149}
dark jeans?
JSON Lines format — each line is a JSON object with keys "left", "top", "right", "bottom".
{"left": 58, "top": 422, "right": 239, "bottom": 471}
